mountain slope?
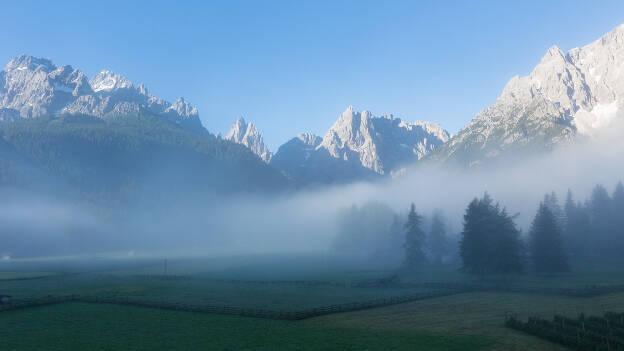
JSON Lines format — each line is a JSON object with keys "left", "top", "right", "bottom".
{"left": 0, "top": 55, "right": 204, "bottom": 133}
{"left": 271, "top": 132, "right": 380, "bottom": 184}
{"left": 0, "top": 114, "right": 289, "bottom": 205}
{"left": 428, "top": 24, "right": 624, "bottom": 167}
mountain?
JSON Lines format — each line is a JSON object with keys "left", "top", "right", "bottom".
{"left": 0, "top": 56, "right": 290, "bottom": 201}
{"left": 271, "top": 106, "right": 449, "bottom": 183}
{"left": 270, "top": 132, "right": 377, "bottom": 184}
{"left": 428, "top": 24, "right": 624, "bottom": 167}
{"left": 0, "top": 114, "right": 289, "bottom": 206}
{"left": 0, "top": 55, "right": 204, "bottom": 133}
{"left": 319, "top": 106, "right": 449, "bottom": 174}
{"left": 224, "top": 118, "right": 272, "bottom": 163}
{"left": 271, "top": 133, "right": 322, "bottom": 174}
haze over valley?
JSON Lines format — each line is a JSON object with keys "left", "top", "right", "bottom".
{"left": 1, "top": 24, "right": 624, "bottom": 258}
{"left": 3, "top": 4, "right": 624, "bottom": 349}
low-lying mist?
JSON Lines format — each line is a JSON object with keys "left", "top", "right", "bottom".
{"left": 2, "top": 118, "right": 624, "bottom": 261}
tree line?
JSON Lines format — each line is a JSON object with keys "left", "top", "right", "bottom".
{"left": 334, "top": 181, "right": 624, "bottom": 275}
{"left": 403, "top": 181, "right": 624, "bottom": 274}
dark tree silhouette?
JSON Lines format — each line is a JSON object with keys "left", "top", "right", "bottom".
{"left": 459, "top": 193, "right": 523, "bottom": 274}
{"left": 529, "top": 203, "right": 569, "bottom": 273}
{"left": 590, "top": 184, "right": 613, "bottom": 257}
{"left": 543, "top": 191, "right": 564, "bottom": 227}
{"left": 612, "top": 182, "right": 624, "bottom": 253}
{"left": 403, "top": 203, "right": 426, "bottom": 270}
{"left": 429, "top": 209, "right": 448, "bottom": 264}
{"left": 563, "top": 189, "right": 591, "bottom": 259}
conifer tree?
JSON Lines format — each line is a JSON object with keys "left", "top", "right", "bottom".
{"left": 403, "top": 203, "right": 426, "bottom": 270}
{"left": 612, "top": 181, "right": 624, "bottom": 253}
{"left": 493, "top": 207, "right": 524, "bottom": 274}
{"left": 590, "top": 184, "right": 612, "bottom": 257}
{"left": 429, "top": 209, "right": 447, "bottom": 264}
{"left": 563, "top": 189, "right": 590, "bottom": 259}
{"left": 460, "top": 193, "right": 523, "bottom": 274}
{"left": 529, "top": 203, "right": 569, "bottom": 273}
{"left": 459, "top": 197, "right": 488, "bottom": 274}
{"left": 543, "top": 191, "right": 564, "bottom": 227}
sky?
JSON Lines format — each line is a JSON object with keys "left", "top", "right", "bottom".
{"left": 1, "top": 1, "right": 623, "bottom": 150}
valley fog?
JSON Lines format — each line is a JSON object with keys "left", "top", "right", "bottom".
{"left": 3, "top": 117, "right": 624, "bottom": 261}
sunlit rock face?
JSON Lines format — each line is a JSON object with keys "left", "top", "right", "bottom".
{"left": 224, "top": 117, "right": 273, "bottom": 163}
{"left": 268, "top": 106, "right": 448, "bottom": 183}
{"left": 430, "top": 24, "right": 624, "bottom": 167}
{"left": 318, "top": 106, "right": 449, "bottom": 175}
{"left": 0, "top": 55, "right": 203, "bottom": 131}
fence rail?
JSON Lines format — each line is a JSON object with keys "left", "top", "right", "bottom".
{"left": 0, "top": 288, "right": 467, "bottom": 321}
{"left": 3, "top": 282, "right": 624, "bottom": 321}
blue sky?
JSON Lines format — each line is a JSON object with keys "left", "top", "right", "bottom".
{"left": 1, "top": 1, "right": 623, "bottom": 150}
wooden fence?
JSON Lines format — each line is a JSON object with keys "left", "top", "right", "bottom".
{"left": 3, "top": 282, "right": 624, "bottom": 321}
{"left": 0, "top": 288, "right": 466, "bottom": 321}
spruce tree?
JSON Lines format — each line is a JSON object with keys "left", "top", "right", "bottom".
{"left": 429, "top": 209, "right": 447, "bottom": 264}
{"left": 563, "top": 190, "right": 575, "bottom": 248}
{"left": 492, "top": 207, "right": 524, "bottom": 274}
{"left": 543, "top": 191, "right": 564, "bottom": 228}
{"left": 563, "top": 190, "right": 590, "bottom": 259}
{"left": 612, "top": 182, "right": 624, "bottom": 254}
{"left": 403, "top": 203, "right": 426, "bottom": 270}
{"left": 460, "top": 193, "right": 523, "bottom": 274}
{"left": 529, "top": 203, "right": 569, "bottom": 273}
{"left": 590, "top": 184, "right": 612, "bottom": 257}
{"left": 459, "top": 197, "right": 489, "bottom": 274}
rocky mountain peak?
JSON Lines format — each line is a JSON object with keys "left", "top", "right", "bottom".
{"left": 225, "top": 117, "right": 272, "bottom": 163}
{"left": 0, "top": 55, "right": 204, "bottom": 131}
{"left": 318, "top": 106, "right": 449, "bottom": 174}
{"left": 89, "top": 70, "right": 133, "bottom": 92}
{"left": 296, "top": 132, "right": 322, "bottom": 147}
{"left": 429, "top": 23, "right": 624, "bottom": 167}
{"left": 166, "top": 97, "right": 199, "bottom": 118}
{"left": 5, "top": 55, "right": 54, "bottom": 72}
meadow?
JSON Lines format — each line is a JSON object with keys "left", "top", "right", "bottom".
{"left": 3, "top": 253, "right": 624, "bottom": 350}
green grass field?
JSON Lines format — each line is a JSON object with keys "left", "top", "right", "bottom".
{"left": 3, "top": 254, "right": 624, "bottom": 350}
{"left": 0, "top": 302, "right": 491, "bottom": 351}
{"left": 309, "top": 291, "right": 624, "bottom": 350}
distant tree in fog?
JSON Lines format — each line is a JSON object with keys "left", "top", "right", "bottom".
{"left": 529, "top": 203, "right": 568, "bottom": 273}
{"left": 543, "top": 191, "right": 564, "bottom": 228}
{"left": 403, "top": 203, "right": 426, "bottom": 270}
{"left": 369, "top": 214, "right": 405, "bottom": 267}
{"left": 590, "top": 184, "right": 613, "bottom": 257}
{"left": 428, "top": 209, "right": 447, "bottom": 264}
{"left": 333, "top": 201, "right": 396, "bottom": 254}
{"left": 563, "top": 190, "right": 591, "bottom": 259}
{"left": 612, "top": 182, "right": 624, "bottom": 254}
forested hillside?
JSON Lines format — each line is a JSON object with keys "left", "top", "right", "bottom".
{"left": 0, "top": 114, "right": 290, "bottom": 207}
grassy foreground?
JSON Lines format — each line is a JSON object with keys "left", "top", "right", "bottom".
{"left": 0, "top": 302, "right": 491, "bottom": 351}
{"left": 308, "top": 291, "right": 624, "bottom": 350}
{"left": 5, "top": 288, "right": 624, "bottom": 350}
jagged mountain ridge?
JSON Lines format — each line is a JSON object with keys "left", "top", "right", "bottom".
{"left": 270, "top": 106, "right": 449, "bottom": 183}
{"left": 318, "top": 106, "right": 449, "bottom": 175}
{"left": 224, "top": 117, "right": 272, "bottom": 163}
{"left": 0, "top": 55, "right": 203, "bottom": 132}
{"left": 428, "top": 23, "right": 624, "bottom": 167}
{"left": 5, "top": 23, "right": 624, "bottom": 187}
{"left": 225, "top": 106, "right": 449, "bottom": 183}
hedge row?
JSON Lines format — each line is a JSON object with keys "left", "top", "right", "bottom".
{"left": 506, "top": 312, "right": 624, "bottom": 351}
